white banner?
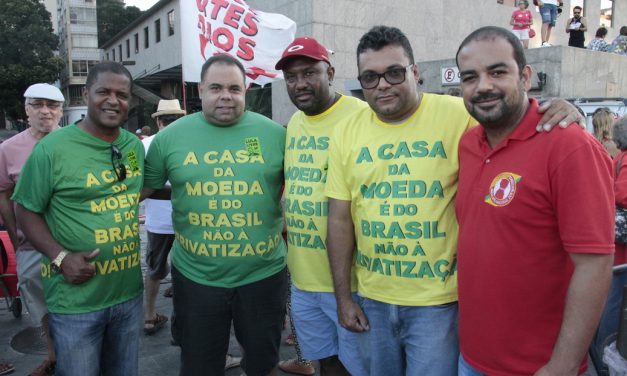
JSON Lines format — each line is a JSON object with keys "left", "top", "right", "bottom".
{"left": 180, "top": 0, "right": 296, "bottom": 86}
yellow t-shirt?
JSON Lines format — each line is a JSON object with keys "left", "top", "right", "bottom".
{"left": 285, "top": 95, "right": 369, "bottom": 292}
{"left": 326, "top": 93, "right": 476, "bottom": 306}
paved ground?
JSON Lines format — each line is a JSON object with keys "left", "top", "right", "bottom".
{"left": 0, "top": 219, "right": 316, "bottom": 376}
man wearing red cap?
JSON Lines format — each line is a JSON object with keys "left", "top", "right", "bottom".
{"left": 276, "top": 37, "right": 368, "bottom": 376}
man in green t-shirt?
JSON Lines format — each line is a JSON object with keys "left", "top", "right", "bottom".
{"left": 13, "top": 62, "right": 144, "bottom": 376}
{"left": 143, "top": 54, "right": 287, "bottom": 376}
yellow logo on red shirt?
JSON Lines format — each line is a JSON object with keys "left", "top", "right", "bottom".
{"left": 485, "top": 172, "right": 522, "bottom": 207}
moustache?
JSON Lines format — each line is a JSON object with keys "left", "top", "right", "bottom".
{"left": 471, "top": 93, "right": 503, "bottom": 104}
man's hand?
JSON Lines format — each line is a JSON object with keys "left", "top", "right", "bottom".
{"left": 337, "top": 297, "right": 369, "bottom": 332}
{"left": 60, "top": 249, "right": 100, "bottom": 284}
{"left": 534, "top": 361, "right": 579, "bottom": 376}
{"left": 536, "top": 99, "right": 586, "bottom": 132}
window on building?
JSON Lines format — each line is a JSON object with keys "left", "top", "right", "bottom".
{"left": 155, "top": 19, "right": 161, "bottom": 43}
{"left": 118, "top": 44, "right": 123, "bottom": 62}
{"left": 168, "top": 10, "right": 175, "bottom": 36}
{"left": 71, "top": 34, "right": 98, "bottom": 48}
{"left": 112, "top": 48, "right": 116, "bottom": 61}
{"left": 126, "top": 39, "right": 130, "bottom": 58}
{"left": 69, "top": 7, "right": 96, "bottom": 26}
{"left": 72, "top": 60, "right": 98, "bottom": 77}
{"left": 600, "top": 0, "right": 614, "bottom": 28}
{"left": 134, "top": 33, "right": 139, "bottom": 53}
{"left": 144, "top": 27, "right": 149, "bottom": 49}
{"left": 69, "top": 85, "right": 84, "bottom": 106}
{"left": 106, "top": 52, "right": 110, "bottom": 61}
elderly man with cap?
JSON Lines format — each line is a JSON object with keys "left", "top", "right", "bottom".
{"left": 276, "top": 37, "right": 368, "bottom": 376}
{"left": 0, "top": 83, "right": 63, "bottom": 376}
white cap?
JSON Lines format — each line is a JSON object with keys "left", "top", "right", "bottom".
{"left": 23, "top": 83, "right": 65, "bottom": 102}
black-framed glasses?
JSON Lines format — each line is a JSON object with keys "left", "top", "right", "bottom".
{"left": 357, "top": 64, "right": 414, "bottom": 89}
{"left": 110, "top": 144, "right": 126, "bottom": 182}
{"left": 27, "top": 101, "right": 62, "bottom": 110}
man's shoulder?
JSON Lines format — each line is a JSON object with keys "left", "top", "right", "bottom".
{"left": 0, "top": 129, "right": 34, "bottom": 151}
{"left": 243, "top": 111, "right": 285, "bottom": 133}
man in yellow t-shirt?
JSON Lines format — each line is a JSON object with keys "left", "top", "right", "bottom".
{"left": 325, "top": 25, "right": 583, "bottom": 376}
{"left": 276, "top": 37, "right": 368, "bottom": 376}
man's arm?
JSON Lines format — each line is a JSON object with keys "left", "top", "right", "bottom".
{"left": 580, "top": 17, "right": 587, "bottom": 31}
{"left": 534, "top": 253, "right": 613, "bottom": 376}
{"left": 536, "top": 99, "right": 586, "bottom": 132}
{"left": 16, "top": 203, "right": 99, "bottom": 284}
{"left": 327, "top": 198, "right": 369, "bottom": 332}
{"left": 0, "top": 190, "right": 19, "bottom": 249}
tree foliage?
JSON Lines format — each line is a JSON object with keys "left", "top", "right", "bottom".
{"left": 97, "top": 0, "right": 143, "bottom": 47}
{"left": 0, "top": 0, "right": 63, "bottom": 121}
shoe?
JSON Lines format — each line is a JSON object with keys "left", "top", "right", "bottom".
{"left": 285, "top": 333, "right": 296, "bottom": 346}
{"left": 225, "top": 354, "right": 241, "bottom": 370}
{"left": 144, "top": 313, "right": 168, "bottom": 335}
{"left": 541, "top": 42, "right": 552, "bottom": 47}
{"left": 163, "top": 286, "right": 173, "bottom": 298}
{"left": 0, "top": 362, "right": 14, "bottom": 376}
{"left": 28, "top": 360, "right": 55, "bottom": 376}
{"left": 278, "top": 359, "right": 315, "bottom": 376}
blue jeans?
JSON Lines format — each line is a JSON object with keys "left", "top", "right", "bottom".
{"left": 590, "top": 271, "right": 627, "bottom": 373}
{"left": 357, "top": 296, "right": 459, "bottom": 376}
{"left": 540, "top": 4, "right": 558, "bottom": 27}
{"left": 458, "top": 354, "right": 485, "bottom": 376}
{"left": 48, "top": 295, "right": 142, "bottom": 376}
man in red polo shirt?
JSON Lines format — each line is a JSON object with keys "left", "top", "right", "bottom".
{"left": 455, "top": 26, "right": 614, "bottom": 376}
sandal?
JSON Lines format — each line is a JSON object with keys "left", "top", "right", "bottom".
{"left": 144, "top": 313, "right": 168, "bottom": 335}
{"left": 0, "top": 362, "right": 14, "bottom": 376}
{"left": 163, "top": 286, "right": 173, "bottom": 298}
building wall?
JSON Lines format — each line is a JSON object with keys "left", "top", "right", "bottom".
{"left": 100, "top": 1, "right": 182, "bottom": 84}
{"left": 248, "top": 0, "right": 627, "bottom": 124}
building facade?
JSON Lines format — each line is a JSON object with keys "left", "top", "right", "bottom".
{"left": 56, "top": 0, "right": 100, "bottom": 125}
{"left": 101, "top": 0, "right": 627, "bottom": 126}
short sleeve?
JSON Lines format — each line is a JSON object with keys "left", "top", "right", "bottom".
{"left": 325, "top": 126, "right": 352, "bottom": 201}
{"left": 0, "top": 146, "right": 13, "bottom": 191}
{"left": 144, "top": 134, "right": 168, "bottom": 190}
{"left": 11, "top": 143, "right": 54, "bottom": 214}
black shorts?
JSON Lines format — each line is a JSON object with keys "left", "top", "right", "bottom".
{"left": 145, "top": 231, "right": 175, "bottom": 280}
{"left": 172, "top": 266, "right": 288, "bottom": 376}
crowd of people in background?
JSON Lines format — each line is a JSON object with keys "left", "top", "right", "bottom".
{"left": 0, "top": 7, "right": 626, "bottom": 376}
{"left": 508, "top": 0, "right": 627, "bottom": 55}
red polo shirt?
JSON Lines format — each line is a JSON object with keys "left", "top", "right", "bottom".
{"left": 456, "top": 99, "right": 614, "bottom": 376}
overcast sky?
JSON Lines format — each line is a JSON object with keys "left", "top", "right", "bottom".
{"left": 124, "top": 0, "right": 159, "bottom": 11}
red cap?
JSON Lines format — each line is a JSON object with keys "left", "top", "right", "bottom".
{"left": 275, "top": 37, "right": 330, "bottom": 70}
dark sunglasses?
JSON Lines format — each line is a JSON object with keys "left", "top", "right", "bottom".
{"left": 110, "top": 144, "right": 126, "bottom": 182}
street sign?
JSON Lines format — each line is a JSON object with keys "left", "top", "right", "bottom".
{"left": 441, "top": 66, "right": 460, "bottom": 86}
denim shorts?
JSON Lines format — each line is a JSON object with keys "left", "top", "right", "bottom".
{"left": 172, "top": 266, "right": 288, "bottom": 376}
{"left": 145, "top": 231, "right": 174, "bottom": 279}
{"left": 290, "top": 286, "right": 367, "bottom": 375}
{"left": 540, "top": 4, "right": 558, "bottom": 27}
{"left": 357, "top": 296, "right": 459, "bottom": 376}
{"left": 48, "top": 294, "right": 142, "bottom": 376}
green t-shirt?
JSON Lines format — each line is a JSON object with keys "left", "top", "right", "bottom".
{"left": 144, "top": 111, "right": 286, "bottom": 288}
{"left": 12, "top": 123, "right": 144, "bottom": 314}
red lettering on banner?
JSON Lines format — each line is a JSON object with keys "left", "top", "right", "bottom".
{"left": 195, "top": 0, "right": 261, "bottom": 62}
{"left": 237, "top": 37, "right": 255, "bottom": 61}
{"left": 224, "top": 4, "right": 245, "bottom": 28}
{"left": 241, "top": 12, "right": 258, "bottom": 36}
{"left": 210, "top": 0, "right": 230, "bottom": 19}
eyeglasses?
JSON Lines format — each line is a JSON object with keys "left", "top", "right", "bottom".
{"left": 27, "top": 101, "right": 62, "bottom": 110}
{"left": 110, "top": 144, "right": 126, "bottom": 181}
{"left": 573, "top": 12, "right": 581, "bottom": 14}
{"left": 357, "top": 64, "right": 414, "bottom": 90}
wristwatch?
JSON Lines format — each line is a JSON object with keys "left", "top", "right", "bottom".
{"left": 50, "top": 250, "right": 69, "bottom": 273}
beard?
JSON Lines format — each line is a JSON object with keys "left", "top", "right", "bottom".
{"left": 468, "top": 84, "right": 527, "bottom": 130}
